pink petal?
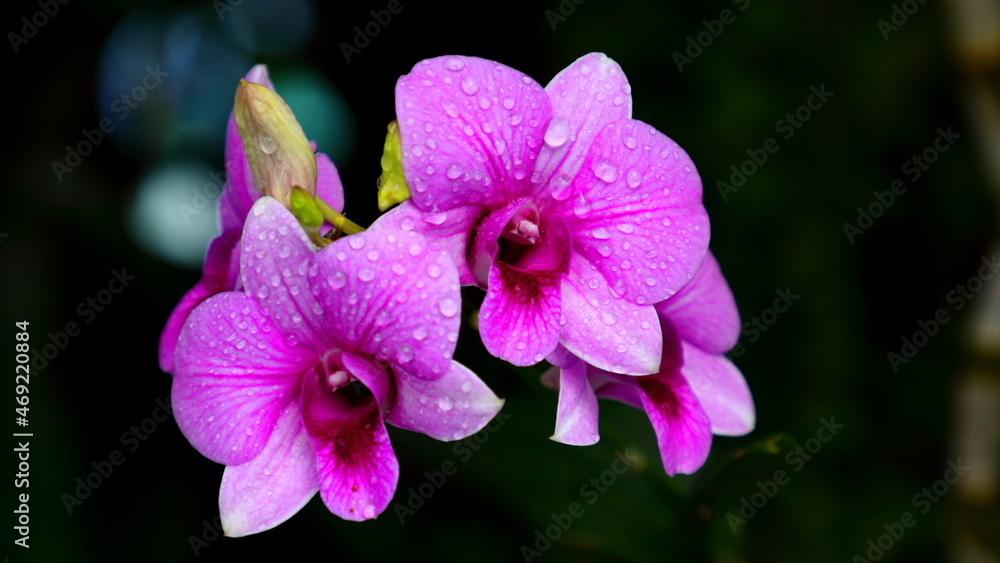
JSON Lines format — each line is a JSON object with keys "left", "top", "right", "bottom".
{"left": 341, "top": 351, "right": 396, "bottom": 416}
{"left": 317, "top": 223, "right": 464, "bottom": 380}
{"left": 395, "top": 55, "right": 552, "bottom": 212}
{"left": 558, "top": 255, "right": 662, "bottom": 375}
{"left": 159, "top": 230, "right": 240, "bottom": 373}
{"left": 559, "top": 118, "right": 710, "bottom": 305}
{"left": 219, "top": 403, "right": 318, "bottom": 537}
{"left": 371, "top": 200, "right": 483, "bottom": 286}
{"left": 387, "top": 361, "right": 504, "bottom": 441}
{"left": 316, "top": 152, "right": 345, "bottom": 213}
{"left": 239, "top": 198, "right": 329, "bottom": 351}
{"left": 680, "top": 342, "right": 755, "bottom": 436}
{"left": 479, "top": 262, "right": 563, "bottom": 367}
{"left": 301, "top": 369, "right": 398, "bottom": 521}
{"left": 534, "top": 53, "right": 633, "bottom": 189}
{"left": 636, "top": 366, "right": 713, "bottom": 476}
{"left": 655, "top": 253, "right": 740, "bottom": 354}
{"left": 172, "top": 292, "right": 316, "bottom": 465}
{"left": 551, "top": 357, "right": 600, "bottom": 446}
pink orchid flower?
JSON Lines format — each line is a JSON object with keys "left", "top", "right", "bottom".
{"left": 159, "top": 64, "right": 346, "bottom": 373}
{"left": 380, "top": 52, "right": 709, "bottom": 374}
{"left": 171, "top": 197, "right": 503, "bottom": 534}
{"left": 542, "top": 253, "right": 754, "bottom": 475}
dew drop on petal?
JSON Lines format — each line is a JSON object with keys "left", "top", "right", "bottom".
{"left": 439, "top": 298, "right": 459, "bottom": 317}
{"left": 626, "top": 168, "right": 642, "bottom": 189}
{"left": 543, "top": 117, "right": 570, "bottom": 147}
{"left": 443, "top": 57, "right": 465, "bottom": 71}
{"left": 446, "top": 164, "right": 462, "bottom": 179}
{"left": 460, "top": 76, "right": 480, "bottom": 95}
{"left": 592, "top": 159, "right": 619, "bottom": 182}
{"left": 412, "top": 325, "right": 428, "bottom": 340}
{"left": 397, "top": 345, "right": 414, "bottom": 364}
{"left": 592, "top": 227, "right": 611, "bottom": 240}
{"left": 348, "top": 235, "right": 366, "bottom": 250}
{"left": 437, "top": 397, "right": 454, "bottom": 412}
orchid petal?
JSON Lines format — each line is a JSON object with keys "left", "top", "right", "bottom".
{"left": 395, "top": 55, "right": 552, "bottom": 211}
{"left": 551, "top": 357, "right": 600, "bottom": 446}
{"left": 656, "top": 253, "right": 740, "bottom": 354}
{"left": 301, "top": 370, "right": 398, "bottom": 521}
{"left": 388, "top": 361, "right": 504, "bottom": 441}
{"left": 371, "top": 200, "right": 483, "bottom": 286}
{"left": 172, "top": 292, "right": 316, "bottom": 465}
{"left": 680, "top": 342, "right": 755, "bottom": 436}
{"left": 219, "top": 403, "right": 318, "bottom": 537}
{"left": 534, "top": 53, "right": 633, "bottom": 188}
{"left": 636, "top": 367, "right": 713, "bottom": 476}
{"left": 559, "top": 255, "right": 662, "bottom": 375}
{"left": 561, "top": 118, "right": 710, "bottom": 305}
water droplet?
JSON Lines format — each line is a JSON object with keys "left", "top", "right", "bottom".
{"left": 616, "top": 223, "right": 635, "bottom": 234}
{"left": 362, "top": 504, "right": 377, "bottom": 519}
{"left": 592, "top": 227, "right": 611, "bottom": 239}
{"left": 460, "top": 76, "right": 480, "bottom": 95}
{"left": 626, "top": 168, "right": 642, "bottom": 188}
{"left": 550, "top": 174, "right": 574, "bottom": 201}
{"left": 461, "top": 381, "right": 472, "bottom": 393}
{"left": 443, "top": 101, "right": 460, "bottom": 118}
{"left": 478, "top": 97, "right": 491, "bottom": 110}
{"left": 439, "top": 298, "right": 459, "bottom": 317}
{"left": 366, "top": 250, "right": 380, "bottom": 262}
{"left": 252, "top": 203, "right": 266, "bottom": 217}
{"left": 592, "top": 159, "right": 619, "bottom": 182}
{"left": 623, "top": 135, "right": 637, "bottom": 149}
{"left": 259, "top": 136, "right": 277, "bottom": 154}
{"left": 408, "top": 242, "right": 423, "bottom": 257}
{"left": 662, "top": 216, "right": 672, "bottom": 227}
{"left": 438, "top": 397, "right": 454, "bottom": 412}
{"left": 597, "top": 243, "right": 612, "bottom": 257}
{"left": 543, "top": 117, "right": 570, "bottom": 147}
{"left": 397, "top": 345, "right": 414, "bottom": 364}
{"left": 358, "top": 268, "right": 376, "bottom": 282}
{"left": 645, "top": 277, "right": 657, "bottom": 286}
{"left": 412, "top": 326, "right": 428, "bottom": 340}
{"left": 502, "top": 98, "right": 515, "bottom": 109}
{"left": 446, "top": 164, "right": 462, "bottom": 179}
{"left": 329, "top": 270, "right": 347, "bottom": 289}
{"left": 391, "top": 263, "right": 406, "bottom": 275}
{"left": 443, "top": 57, "right": 465, "bottom": 71}
{"left": 573, "top": 193, "right": 592, "bottom": 218}
{"left": 602, "top": 312, "right": 616, "bottom": 325}
{"left": 427, "top": 263, "right": 443, "bottom": 278}
{"left": 348, "top": 235, "right": 366, "bottom": 250}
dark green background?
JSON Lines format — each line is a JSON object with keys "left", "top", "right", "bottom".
{"left": 4, "top": 0, "right": 996, "bottom": 561}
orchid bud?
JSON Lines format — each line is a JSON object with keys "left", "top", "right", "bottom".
{"left": 376, "top": 120, "right": 411, "bottom": 211}
{"left": 234, "top": 80, "right": 317, "bottom": 208}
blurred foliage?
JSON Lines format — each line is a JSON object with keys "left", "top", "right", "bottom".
{"left": 2, "top": 0, "right": 992, "bottom": 562}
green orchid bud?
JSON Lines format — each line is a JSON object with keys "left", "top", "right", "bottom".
{"left": 234, "top": 80, "right": 317, "bottom": 208}
{"left": 377, "top": 120, "right": 411, "bottom": 211}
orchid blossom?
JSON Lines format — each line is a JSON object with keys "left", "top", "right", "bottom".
{"left": 172, "top": 197, "right": 503, "bottom": 534}
{"left": 542, "top": 253, "right": 754, "bottom": 475}
{"left": 378, "top": 52, "right": 709, "bottom": 375}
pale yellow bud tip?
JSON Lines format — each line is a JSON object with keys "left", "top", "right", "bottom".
{"left": 234, "top": 80, "right": 317, "bottom": 208}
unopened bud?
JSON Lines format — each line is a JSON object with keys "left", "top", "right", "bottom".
{"left": 234, "top": 80, "right": 317, "bottom": 208}
{"left": 377, "top": 120, "right": 411, "bottom": 211}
